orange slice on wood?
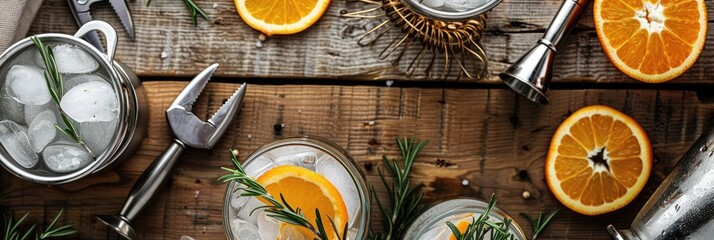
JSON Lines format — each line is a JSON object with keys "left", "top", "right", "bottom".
{"left": 256, "top": 165, "right": 348, "bottom": 240}
{"left": 594, "top": 0, "right": 707, "bottom": 83}
{"left": 234, "top": 0, "right": 331, "bottom": 36}
{"left": 545, "top": 105, "right": 652, "bottom": 215}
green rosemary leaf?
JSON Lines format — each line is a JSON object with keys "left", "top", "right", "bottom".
{"left": 31, "top": 36, "right": 91, "bottom": 155}
{"left": 446, "top": 221, "right": 463, "bottom": 240}
{"left": 10, "top": 212, "right": 30, "bottom": 237}
{"left": 315, "top": 209, "right": 328, "bottom": 240}
{"left": 20, "top": 224, "right": 35, "bottom": 240}
{"left": 43, "top": 73, "right": 60, "bottom": 105}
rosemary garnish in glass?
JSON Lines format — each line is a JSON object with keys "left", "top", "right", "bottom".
{"left": 2, "top": 209, "right": 77, "bottom": 240}
{"left": 147, "top": 0, "right": 210, "bottom": 25}
{"left": 30, "top": 36, "right": 95, "bottom": 158}
{"left": 219, "top": 149, "right": 347, "bottom": 240}
{"left": 369, "top": 137, "right": 428, "bottom": 240}
{"left": 446, "top": 194, "right": 516, "bottom": 240}
{"left": 446, "top": 195, "right": 560, "bottom": 240}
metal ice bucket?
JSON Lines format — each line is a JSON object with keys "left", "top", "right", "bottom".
{"left": 0, "top": 21, "right": 148, "bottom": 185}
{"left": 608, "top": 124, "right": 714, "bottom": 239}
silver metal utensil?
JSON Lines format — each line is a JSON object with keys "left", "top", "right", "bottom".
{"left": 96, "top": 64, "right": 247, "bottom": 240}
{"left": 68, "top": 0, "right": 135, "bottom": 52}
{"left": 499, "top": 0, "right": 590, "bottom": 104}
{"left": 608, "top": 123, "right": 714, "bottom": 240}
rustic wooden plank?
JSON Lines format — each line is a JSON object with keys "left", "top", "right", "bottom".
{"left": 25, "top": 0, "right": 714, "bottom": 84}
{"left": 2, "top": 82, "right": 713, "bottom": 239}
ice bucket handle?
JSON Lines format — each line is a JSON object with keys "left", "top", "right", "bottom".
{"left": 74, "top": 20, "right": 117, "bottom": 62}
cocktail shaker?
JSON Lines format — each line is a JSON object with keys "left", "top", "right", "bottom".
{"left": 608, "top": 124, "right": 714, "bottom": 239}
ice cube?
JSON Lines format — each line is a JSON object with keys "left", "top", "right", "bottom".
{"left": 36, "top": 44, "right": 99, "bottom": 74}
{"left": 244, "top": 155, "right": 275, "bottom": 177}
{"left": 1, "top": 96, "right": 24, "bottom": 124}
{"left": 231, "top": 219, "right": 260, "bottom": 240}
{"left": 316, "top": 155, "right": 360, "bottom": 225}
{"left": 281, "top": 226, "right": 307, "bottom": 240}
{"left": 65, "top": 74, "right": 105, "bottom": 90}
{"left": 5, "top": 65, "right": 52, "bottom": 105}
{"left": 79, "top": 119, "right": 117, "bottom": 154}
{"left": 257, "top": 211, "right": 279, "bottom": 240}
{"left": 28, "top": 110, "right": 57, "bottom": 153}
{"left": 421, "top": 0, "right": 445, "bottom": 8}
{"left": 42, "top": 144, "right": 92, "bottom": 173}
{"left": 230, "top": 190, "right": 249, "bottom": 209}
{"left": 0, "top": 121, "right": 37, "bottom": 168}
{"left": 237, "top": 197, "right": 264, "bottom": 223}
{"left": 59, "top": 81, "right": 118, "bottom": 122}
{"left": 24, "top": 102, "right": 53, "bottom": 126}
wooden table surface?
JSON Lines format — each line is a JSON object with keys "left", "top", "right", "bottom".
{"left": 2, "top": 0, "right": 714, "bottom": 239}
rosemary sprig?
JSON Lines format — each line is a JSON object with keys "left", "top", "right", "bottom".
{"left": 2, "top": 209, "right": 77, "bottom": 240}
{"left": 369, "top": 137, "right": 428, "bottom": 240}
{"left": 446, "top": 194, "right": 515, "bottom": 240}
{"left": 147, "top": 0, "right": 210, "bottom": 25}
{"left": 218, "top": 149, "right": 346, "bottom": 240}
{"left": 30, "top": 36, "right": 95, "bottom": 158}
{"left": 521, "top": 209, "right": 559, "bottom": 240}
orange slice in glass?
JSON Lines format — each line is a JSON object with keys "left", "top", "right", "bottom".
{"left": 256, "top": 165, "right": 348, "bottom": 240}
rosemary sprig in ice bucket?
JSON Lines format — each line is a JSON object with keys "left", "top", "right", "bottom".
{"left": 30, "top": 36, "right": 95, "bottom": 158}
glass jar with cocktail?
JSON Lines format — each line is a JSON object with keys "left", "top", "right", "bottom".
{"left": 222, "top": 136, "right": 370, "bottom": 240}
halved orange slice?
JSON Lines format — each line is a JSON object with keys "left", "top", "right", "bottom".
{"left": 256, "top": 165, "right": 348, "bottom": 240}
{"left": 545, "top": 105, "right": 652, "bottom": 215}
{"left": 234, "top": 0, "right": 331, "bottom": 36}
{"left": 594, "top": 0, "right": 707, "bottom": 83}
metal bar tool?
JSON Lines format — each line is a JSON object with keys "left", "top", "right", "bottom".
{"left": 96, "top": 64, "right": 247, "bottom": 240}
{"left": 608, "top": 123, "right": 714, "bottom": 240}
{"left": 499, "top": 0, "right": 590, "bottom": 104}
{"left": 68, "top": 0, "right": 135, "bottom": 52}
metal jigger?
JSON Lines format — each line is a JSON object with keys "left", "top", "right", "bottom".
{"left": 499, "top": 0, "right": 590, "bottom": 104}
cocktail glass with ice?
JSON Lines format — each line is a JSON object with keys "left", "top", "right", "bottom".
{"left": 223, "top": 137, "right": 370, "bottom": 240}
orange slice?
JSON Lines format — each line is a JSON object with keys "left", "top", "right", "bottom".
{"left": 594, "top": 0, "right": 707, "bottom": 83}
{"left": 256, "top": 165, "right": 348, "bottom": 240}
{"left": 545, "top": 105, "right": 652, "bottom": 215}
{"left": 449, "top": 219, "right": 471, "bottom": 240}
{"left": 234, "top": 0, "right": 331, "bottom": 36}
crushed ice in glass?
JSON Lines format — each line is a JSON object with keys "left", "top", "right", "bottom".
{"left": 232, "top": 219, "right": 260, "bottom": 240}
{"left": 0, "top": 120, "right": 37, "bottom": 168}
{"left": 43, "top": 144, "right": 92, "bottom": 173}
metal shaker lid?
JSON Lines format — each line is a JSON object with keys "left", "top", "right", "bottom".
{"left": 400, "top": 0, "right": 503, "bottom": 21}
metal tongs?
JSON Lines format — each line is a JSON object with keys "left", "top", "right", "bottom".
{"left": 97, "top": 64, "right": 247, "bottom": 240}
{"left": 68, "top": 0, "right": 134, "bottom": 52}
